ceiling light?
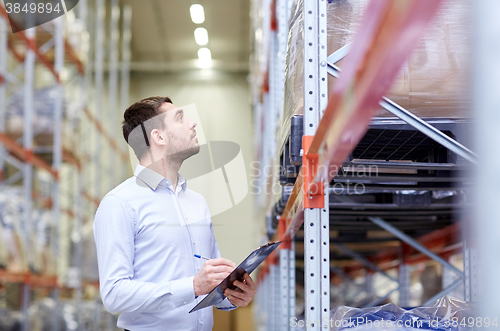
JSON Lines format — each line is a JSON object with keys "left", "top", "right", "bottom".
{"left": 190, "top": 4, "right": 205, "bottom": 24}
{"left": 194, "top": 27, "right": 209, "bottom": 46}
{"left": 198, "top": 48, "right": 212, "bottom": 68}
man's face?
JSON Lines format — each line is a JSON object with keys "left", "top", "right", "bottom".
{"left": 159, "top": 102, "right": 200, "bottom": 162}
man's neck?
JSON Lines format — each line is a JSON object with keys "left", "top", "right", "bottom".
{"left": 141, "top": 158, "right": 181, "bottom": 190}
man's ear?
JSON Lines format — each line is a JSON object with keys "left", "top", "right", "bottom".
{"left": 150, "top": 128, "right": 166, "bottom": 146}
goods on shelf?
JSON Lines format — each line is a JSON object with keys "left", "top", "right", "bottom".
{"left": 0, "top": 186, "right": 54, "bottom": 274}
{"left": 0, "top": 186, "right": 28, "bottom": 273}
{"left": 6, "top": 85, "right": 65, "bottom": 137}
{"left": 0, "top": 297, "right": 114, "bottom": 331}
{"left": 329, "top": 296, "right": 473, "bottom": 331}
{"left": 64, "top": 11, "right": 90, "bottom": 65}
{"left": 281, "top": 0, "right": 470, "bottom": 146}
{"left": 81, "top": 236, "right": 98, "bottom": 282}
{"left": 32, "top": 207, "right": 55, "bottom": 274}
{"left": 281, "top": 0, "right": 305, "bottom": 146}
{"left": 4, "top": 84, "right": 81, "bottom": 154}
{"left": 0, "top": 308, "right": 21, "bottom": 331}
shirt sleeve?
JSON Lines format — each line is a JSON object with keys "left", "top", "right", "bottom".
{"left": 93, "top": 194, "right": 196, "bottom": 313}
{"left": 210, "top": 222, "right": 237, "bottom": 311}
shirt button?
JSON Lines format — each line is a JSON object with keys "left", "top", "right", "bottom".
{"left": 183, "top": 301, "right": 187, "bottom": 304}
{"left": 200, "top": 321, "right": 203, "bottom": 325}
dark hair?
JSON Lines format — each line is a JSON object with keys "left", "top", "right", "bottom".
{"left": 122, "top": 96, "right": 173, "bottom": 160}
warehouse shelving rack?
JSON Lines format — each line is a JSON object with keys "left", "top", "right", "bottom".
{"left": 253, "top": 0, "right": 479, "bottom": 330}
{"left": 251, "top": 0, "right": 296, "bottom": 329}
{"left": 474, "top": 0, "right": 500, "bottom": 317}
{"left": 0, "top": 1, "right": 132, "bottom": 330}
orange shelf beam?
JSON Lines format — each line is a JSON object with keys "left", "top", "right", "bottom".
{"left": 343, "top": 223, "right": 462, "bottom": 274}
{"left": 0, "top": 270, "right": 57, "bottom": 288}
{"left": 0, "top": 5, "right": 60, "bottom": 82}
{"left": 64, "top": 39, "right": 85, "bottom": 75}
{"left": 83, "top": 107, "right": 129, "bottom": 161}
{"left": 83, "top": 190, "right": 101, "bottom": 208}
{"left": 0, "top": 270, "right": 99, "bottom": 289}
{"left": 62, "top": 148, "right": 82, "bottom": 170}
{"left": 0, "top": 133, "right": 58, "bottom": 178}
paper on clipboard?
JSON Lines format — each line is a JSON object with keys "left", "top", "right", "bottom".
{"left": 189, "top": 241, "right": 281, "bottom": 313}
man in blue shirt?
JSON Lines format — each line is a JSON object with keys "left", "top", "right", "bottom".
{"left": 93, "top": 96, "right": 255, "bottom": 330}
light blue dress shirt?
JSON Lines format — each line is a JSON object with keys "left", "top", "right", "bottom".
{"left": 93, "top": 164, "right": 235, "bottom": 331}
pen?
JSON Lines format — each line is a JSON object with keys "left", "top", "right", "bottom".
{"left": 194, "top": 254, "right": 210, "bottom": 260}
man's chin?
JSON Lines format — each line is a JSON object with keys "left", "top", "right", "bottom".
{"left": 190, "top": 144, "right": 201, "bottom": 156}
{"left": 191, "top": 145, "right": 201, "bottom": 158}
{"left": 170, "top": 145, "right": 200, "bottom": 162}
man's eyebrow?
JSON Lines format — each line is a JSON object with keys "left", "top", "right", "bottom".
{"left": 174, "top": 109, "right": 184, "bottom": 116}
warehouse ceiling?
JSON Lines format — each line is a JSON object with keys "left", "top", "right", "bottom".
{"left": 121, "top": 0, "right": 251, "bottom": 72}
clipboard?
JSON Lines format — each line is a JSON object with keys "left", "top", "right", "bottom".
{"left": 189, "top": 241, "right": 281, "bottom": 313}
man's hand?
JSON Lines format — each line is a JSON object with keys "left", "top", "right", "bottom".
{"left": 193, "top": 258, "right": 235, "bottom": 296}
{"left": 223, "top": 273, "right": 256, "bottom": 307}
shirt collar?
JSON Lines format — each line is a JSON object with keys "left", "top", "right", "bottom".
{"left": 134, "top": 164, "right": 187, "bottom": 192}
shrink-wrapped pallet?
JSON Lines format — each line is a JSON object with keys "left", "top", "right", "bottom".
{"left": 0, "top": 186, "right": 54, "bottom": 274}
{"left": 4, "top": 84, "right": 81, "bottom": 154}
{"left": 281, "top": 0, "right": 470, "bottom": 146}
{"left": 0, "top": 187, "right": 28, "bottom": 272}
